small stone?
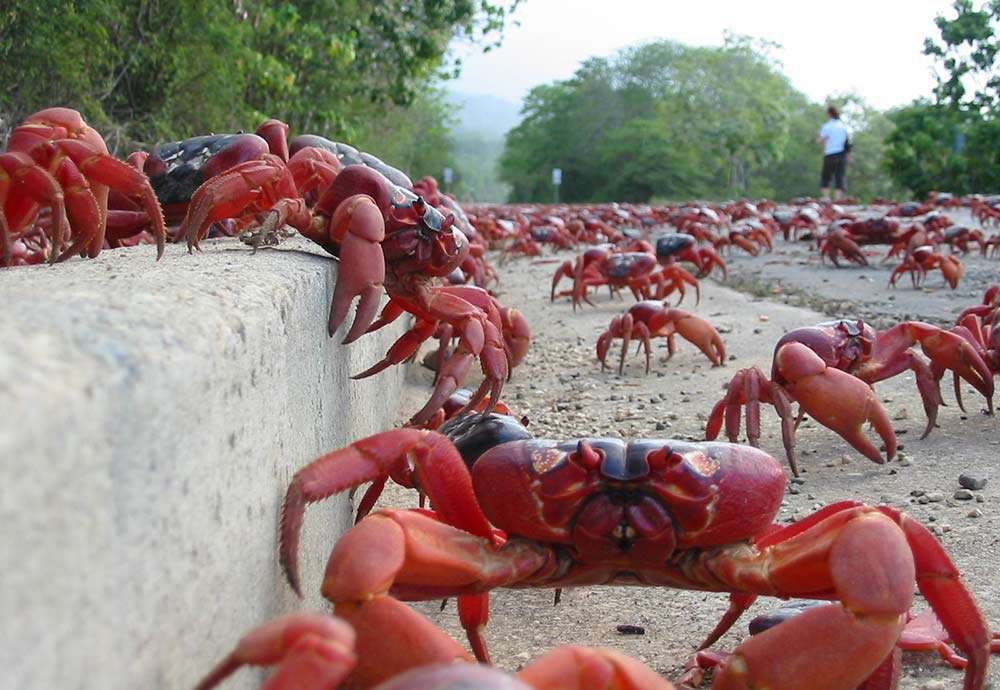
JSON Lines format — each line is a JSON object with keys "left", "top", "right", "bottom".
{"left": 958, "top": 474, "right": 987, "bottom": 490}
{"left": 616, "top": 624, "right": 645, "bottom": 635}
{"left": 752, "top": 327, "right": 762, "bottom": 334}
{"left": 790, "top": 477, "right": 807, "bottom": 485}
{"left": 917, "top": 495, "right": 931, "bottom": 504}
{"left": 655, "top": 421, "right": 668, "bottom": 431}
{"left": 892, "top": 408, "right": 908, "bottom": 421}
{"left": 954, "top": 489, "right": 975, "bottom": 501}
{"left": 898, "top": 457, "right": 911, "bottom": 467}
{"left": 926, "top": 492, "right": 945, "bottom": 503}
{"left": 910, "top": 489, "right": 925, "bottom": 497}
{"left": 967, "top": 508, "right": 983, "bottom": 518}
{"left": 788, "top": 486, "right": 801, "bottom": 495}
{"left": 940, "top": 524, "right": 952, "bottom": 533}
{"left": 976, "top": 494, "right": 985, "bottom": 503}
{"left": 840, "top": 454, "right": 851, "bottom": 465}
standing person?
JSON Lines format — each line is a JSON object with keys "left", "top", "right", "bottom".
{"left": 817, "top": 105, "right": 850, "bottom": 201}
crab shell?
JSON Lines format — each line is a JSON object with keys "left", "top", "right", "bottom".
{"left": 470, "top": 439, "right": 785, "bottom": 561}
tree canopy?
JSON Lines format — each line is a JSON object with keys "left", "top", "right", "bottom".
{"left": 0, "top": 0, "right": 518, "bottom": 180}
{"left": 883, "top": 0, "right": 999, "bottom": 196}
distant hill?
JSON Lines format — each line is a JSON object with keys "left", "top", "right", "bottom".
{"left": 447, "top": 90, "right": 522, "bottom": 137}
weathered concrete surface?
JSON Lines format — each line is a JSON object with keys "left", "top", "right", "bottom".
{"left": 0, "top": 238, "right": 405, "bottom": 689}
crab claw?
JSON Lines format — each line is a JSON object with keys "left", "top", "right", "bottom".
{"left": 327, "top": 195, "right": 386, "bottom": 344}
{"left": 907, "top": 322, "right": 994, "bottom": 415}
{"left": 696, "top": 246, "right": 727, "bottom": 279}
{"left": 775, "top": 341, "right": 896, "bottom": 464}
{"left": 498, "top": 305, "right": 531, "bottom": 370}
{"left": 194, "top": 613, "right": 356, "bottom": 690}
{"left": 518, "top": 646, "right": 677, "bottom": 690}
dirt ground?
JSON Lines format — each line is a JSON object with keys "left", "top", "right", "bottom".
{"left": 369, "top": 206, "right": 1000, "bottom": 688}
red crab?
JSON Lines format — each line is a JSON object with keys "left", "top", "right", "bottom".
{"left": 940, "top": 225, "right": 985, "bottom": 255}
{"left": 886, "top": 201, "right": 934, "bottom": 217}
{"left": 952, "top": 286, "right": 1000, "bottom": 390}
{"left": 194, "top": 610, "right": 675, "bottom": 690}
{"left": 185, "top": 161, "right": 513, "bottom": 425}
{"left": 706, "top": 319, "right": 994, "bottom": 474}
{"left": 2, "top": 107, "right": 166, "bottom": 266}
{"left": 596, "top": 301, "right": 726, "bottom": 374}
{"left": 889, "top": 245, "right": 964, "bottom": 289}
{"left": 551, "top": 246, "right": 698, "bottom": 310}
{"left": 819, "top": 226, "right": 868, "bottom": 267}
{"left": 115, "top": 119, "right": 341, "bottom": 245}
{"left": 655, "top": 234, "right": 727, "bottom": 280}
{"left": 278, "top": 429, "right": 991, "bottom": 690}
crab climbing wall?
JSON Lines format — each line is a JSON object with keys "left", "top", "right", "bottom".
{"left": 0, "top": 236, "right": 406, "bottom": 690}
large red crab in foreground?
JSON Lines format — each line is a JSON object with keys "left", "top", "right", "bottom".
{"left": 278, "top": 427, "right": 990, "bottom": 690}
{"left": 1, "top": 107, "right": 166, "bottom": 266}
{"left": 195, "top": 610, "right": 675, "bottom": 690}
{"left": 706, "top": 319, "right": 994, "bottom": 474}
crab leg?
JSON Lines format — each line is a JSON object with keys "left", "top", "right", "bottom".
{"left": 706, "top": 505, "right": 989, "bottom": 690}
{"left": 182, "top": 156, "right": 305, "bottom": 249}
{"left": 351, "top": 319, "right": 437, "bottom": 380}
{"left": 0, "top": 152, "right": 66, "bottom": 266}
{"left": 194, "top": 613, "right": 357, "bottom": 690}
{"left": 618, "top": 312, "right": 634, "bottom": 374}
{"left": 404, "top": 286, "right": 508, "bottom": 425}
{"left": 321, "top": 510, "right": 553, "bottom": 666}
{"left": 705, "top": 367, "right": 797, "bottom": 475}
{"left": 865, "top": 322, "right": 994, "bottom": 416}
{"left": 50, "top": 139, "right": 166, "bottom": 259}
{"left": 280, "top": 429, "right": 496, "bottom": 596}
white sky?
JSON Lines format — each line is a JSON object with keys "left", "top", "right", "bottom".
{"left": 449, "top": 0, "right": 957, "bottom": 111}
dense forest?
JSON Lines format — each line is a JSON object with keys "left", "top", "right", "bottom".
{"left": 1, "top": 0, "right": 996, "bottom": 203}
{"left": 499, "top": 0, "right": 999, "bottom": 203}
{"left": 0, "top": 0, "right": 518, "bottom": 190}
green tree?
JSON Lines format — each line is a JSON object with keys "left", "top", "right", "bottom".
{"left": 1, "top": 0, "right": 519, "bottom": 168}
{"left": 884, "top": 0, "right": 998, "bottom": 195}
{"left": 500, "top": 36, "right": 820, "bottom": 203}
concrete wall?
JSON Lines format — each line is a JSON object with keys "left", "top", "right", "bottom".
{"left": 0, "top": 238, "right": 406, "bottom": 689}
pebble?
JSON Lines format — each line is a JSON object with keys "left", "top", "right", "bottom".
{"left": 954, "top": 489, "right": 975, "bottom": 501}
{"left": 616, "top": 624, "right": 645, "bottom": 635}
{"left": 968, "top": 508, "right": 983, "bottom": 518}
{"left": 958, "top": 473, "right": 988, "bottom": 490}
{"left": 926, "top": 492, "right": 945, "bottom": 503}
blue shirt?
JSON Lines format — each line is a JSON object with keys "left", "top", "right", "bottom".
{"left": 819, "top": 119, "right": 849, "bottom": 155}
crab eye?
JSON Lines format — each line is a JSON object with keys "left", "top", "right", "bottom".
{"left": 569, "top": 440, "right": 603, "bottom": 471}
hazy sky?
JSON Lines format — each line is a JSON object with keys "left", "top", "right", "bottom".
{"left": 449, "top": 0, "right": 957, "bottom": 110}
